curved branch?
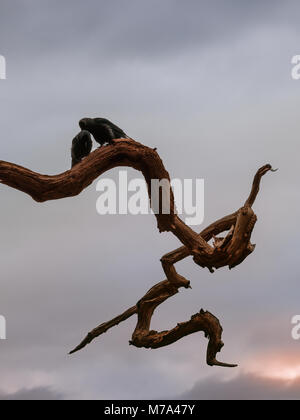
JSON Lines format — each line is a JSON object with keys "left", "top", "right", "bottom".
{"left": 70, "top": 276, "right": 237, "bottom": 367}
{"left": 0, "top": 143, "right": 274, "bottom": 272}
{"left": 244, "top": 163, "right": 277, "bottom": 207}
{"left": 69, "top": 162, "right": 274, "bottom": 365}
{"left": 0, "top": 138, "right": 275, "bottom": 367}
{"left": 0, "top": 139, "right": 209, "bottom": 253}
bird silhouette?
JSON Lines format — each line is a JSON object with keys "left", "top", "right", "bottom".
{"left": 71, "top": 130, "right": 93, "bottom": 167}
{"left": 79, "top": 117, "right": 129, "bottom": 146}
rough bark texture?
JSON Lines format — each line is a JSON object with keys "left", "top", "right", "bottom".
{"left": 0, "top": 138, "right": 275, "bottom": 367}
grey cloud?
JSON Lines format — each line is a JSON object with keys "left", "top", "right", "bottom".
{"left": 0, "top": 0, "right": 299, "bottom": 61}
{"left": 174, "top": 373, "right": 300, "bottom": 400}
{"left": 0, "top": 386, "right": 65, "bottom": 400}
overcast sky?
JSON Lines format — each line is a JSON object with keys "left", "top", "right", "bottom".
{"left": 0, "top": 0, "right": 300, "bottom": 400}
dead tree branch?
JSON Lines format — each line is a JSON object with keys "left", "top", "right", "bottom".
{"left": 0, "top": 139, "right": 275, "bottom": 367}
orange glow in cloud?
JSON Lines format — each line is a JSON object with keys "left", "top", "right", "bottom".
{"left": 245, "top": 352, "right": 300, "bottom": 382}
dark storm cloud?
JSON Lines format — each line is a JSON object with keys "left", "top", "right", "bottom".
{"left": 0, "top": 386, "right": 64, "bottom": 400}
{"left": 175, "top": 373, "right": 300, "bottom": 400}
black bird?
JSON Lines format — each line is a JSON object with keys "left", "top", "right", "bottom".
{"left": 79, "top": 117, "right": 129, "bottom": 146}
{"left": 71, "top": 130, "right": 93, "bottom": 167}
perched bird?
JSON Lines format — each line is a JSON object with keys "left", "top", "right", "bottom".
{"left": 71, "top": 130, "right": 93, "bottom": 167}
{"left": 79, "top": 117, "right": 129, "bottom": 146}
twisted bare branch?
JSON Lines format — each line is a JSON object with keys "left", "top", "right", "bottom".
{"left": 0, "top": 139, "right": 275, "bottom": 366}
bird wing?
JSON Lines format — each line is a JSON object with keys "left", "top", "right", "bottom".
{"left": 95, "top": 118, "right": 127, "bottom": 138}
{"left": 109, "top": 122, "right": 127, "bottom": 138}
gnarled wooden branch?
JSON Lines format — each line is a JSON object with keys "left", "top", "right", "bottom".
{"left": 0, "top": 138, "right": 275, "bottom": 366}
{"left": 68, "top": 159, "right": 274, "bottom": 366}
